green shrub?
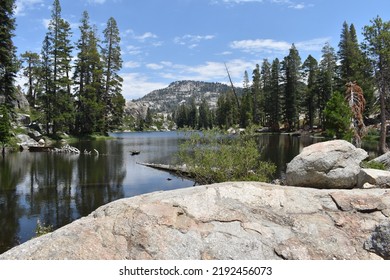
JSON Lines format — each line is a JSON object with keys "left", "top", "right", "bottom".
{"left": 361, "top": 160, "right": 387, "bottom": 170}
{"left": 178, "top": 130, "right": 276, "bottom": 185}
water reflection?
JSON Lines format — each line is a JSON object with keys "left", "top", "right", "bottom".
{"left": 0, "top": 132, "right": 195, "bottom": 254}
{"left": 257, "top": 134, "right": 323, "bottom": 178}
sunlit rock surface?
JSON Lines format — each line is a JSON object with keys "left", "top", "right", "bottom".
{"left": 0, "top": 182, "right": 388, "bottom": 260}
{"left": 286, "top": 140, "right": 368, "bottom": 189}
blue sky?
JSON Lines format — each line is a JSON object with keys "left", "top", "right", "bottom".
{"left": 13, "top": 0, "right": 390, "bottom": 100}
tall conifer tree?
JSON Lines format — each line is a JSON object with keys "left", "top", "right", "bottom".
{"left": 46, "top": 0, "right": 74, "bottom": 134}
{"left": 363, "top": 16, "right": 390, "bottom": 154}
{"left": 338, "top": 21, "right": 375, "bottom": 115}
{"left": 269, "top": 58, "right": 281, "bottom": 131}
{"left": 318, "top": 43, "right": 338, "bottom": 127}
{"left": 282, "top": 44, "right": 302, "bottom": 130}
{"left": 20, "top": 51, "right": 41, "bottom": 107}
{"left": 302, "top": 55, "right": 319, "bottom": 129}
{"left": 0, "top": 0, "right": 18, "bottom": 109}
{"left": 102, "top": 17, "right": 125, "bottom": 133}
{"left": 74, "top": 11, "right": 103, "bottom": 135}
{"left": 251, "top": 64, "right": 261, "bottom": 125}
{"left": 261, "top": 59, "right": 272, "bottom": 126}
{"left": 240, "top": 71, "right": 252, "bottom": 128}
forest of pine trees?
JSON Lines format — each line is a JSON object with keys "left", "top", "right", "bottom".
{"left": 1, "top": 0, "right": 125, "bottom": 137}
{"left": 1, "top": 0, "right": 390, "bottom": 151}
{"left": 174, "top": 18, "right": 389, "bottom": 147}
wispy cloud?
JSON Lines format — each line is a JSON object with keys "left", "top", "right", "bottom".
{"left": 156, "top": 59, "right": 255, "bottom": 84}
{"left": 125, "top": 45, "right": 143, "bottom": 56}
{"left": 174, "top": 34, "right": 215, "bottom": 49}
{"left": 217, "top": 0, "right": 264, "bottom": 3}
{"left": 270, "top": 0, "right": 308, "bottom": 9}
{"left": 121, "top": 72, "right": 168, "bottom": 100}
{"left": 214, "top": 0, "right": 310, "bottom": 9}
{"left": 15, "top": 0, "right": 45, "bottom": 16}
{"left": 230, "top": 37, "right": 331, "bottom": 54}
{"left": 146, "top": 63, "right": 165, "bottom": 70}
{"left": 124, "top": 29, "right": 159, "bottom": 43}
{"left": 87, "top": 0, "right": 107, "bottom": 4}
{"left": 124, "top": 61, "right": 141, "bottom": 69}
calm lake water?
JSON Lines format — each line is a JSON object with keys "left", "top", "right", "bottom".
{"left": 0, "top": 131, "right": 379, "bottom": 254}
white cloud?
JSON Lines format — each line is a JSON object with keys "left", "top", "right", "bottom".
{"left": 230, "top": 37, "right": 330, "bottom": 54}
{"left": 15, "top": 0, "right": 45, "bottom": 16}
{"left": 87, "top": 0, "right": 106, "bottom": 4}
{"left": 270, "top": 0, "right": 309, "bottom": 9}
{"left": 124, "top": 61, "right": 141, "bottom": 68}
{"left": 135, "top": 32, "right": 158, "bottom": 41}
{"left": 290, "top": 3, "right": 305, "bottom": 9}
{"left": 174, "top": 34, "right": 215, "bottom": 48}
{"left": 124, "top": 29, "right": 158, "bottom": 42}
{"left": 125, "top": 45, "right": 142, "bottom": 56}
{"left": 214, "top": 0, "right": 264, "bottom": 4}
{"left": 121, "top": 72, "right": 168, "bottom": 100}
{"left": 146, "top": 63, "right": 164, "bottom": 70}
{"left": 214, "top": 0, "right": 310, "bottom": 9}
{"left": 159, "top": 59, "right": 255, "bottom": 84}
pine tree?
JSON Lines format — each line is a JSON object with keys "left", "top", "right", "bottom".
{"left": 198, "top": 98, "right": 211, "bottom": 130}
{"left": 46, "top": 0, "right": 74, "bottom": 134}
{"left": 302, "top": 55, "right": 319, "bottom": 129}
{"left": 0, "top": 0, "right": 18, "bottom": 109}
{"left": 240, "top": 71, "right": 252, "bottom": 128}
{"left": 269, "top": 58, "right": 281, "bottom": 131}
{"left": 318, "top": 43, "right": 338, "bottom": 127}
{"left": 102, "top": 17, "right": 125, "bottom": 134}
{"left": 282, "top": 44, "right": 302, "bottom": 130}
{"left": 323, "top": 91, "right": 352, "bottom": 139}
{"left": 40, "top": 35, "right": 53, "bottom": 134}
{"left": 175, "top": 104, "right": 188, "bottom": 128}
{"left": 74, "top": 11, "right": 103, "bottom": 135}
{"left": 338, "top": 22, "right": 375, "bottom": 115}
{"left": 20, "top": 51, "right": 41, "bottom": 107}
{"left": 145, "top": 107, "right": 153, "bottom": 128}
{"left": 363, "top": 16, "right": 390, "bottom": 154}
{"left": 251, "top": 64, "right": 261, "bottom": 125}
{"left": 261, "top": 59, "right": 272, "bottom": 126}
{"left": 338, "top": 21, "right": 355, "bottom": 82}
{"left": 188, "top": 97, "right": 198, "bottom": 129}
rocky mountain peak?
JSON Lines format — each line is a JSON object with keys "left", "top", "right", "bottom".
{"left": 129, "top": 80, "right": 241, "bottom": 115}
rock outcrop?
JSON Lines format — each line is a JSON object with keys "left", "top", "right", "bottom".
{"left": 0, "top": 182, "right": 388, "bottom": 260}
{"left": 358, "top": 168, "right": 390, "bottom": 188}
{"left": 286, "top": 140, "right": 368, "bottom": 189}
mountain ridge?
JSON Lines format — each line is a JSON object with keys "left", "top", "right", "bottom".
{"left": 130, "top": 80, "right": 242, "bottom": 114}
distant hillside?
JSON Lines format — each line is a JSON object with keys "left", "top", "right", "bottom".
{"left": 132, "top": 80, "right": 242, "bottom": 113}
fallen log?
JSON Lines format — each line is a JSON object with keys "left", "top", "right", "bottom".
{"left": 137, "top": 162, "right": 193, "bottom": 179}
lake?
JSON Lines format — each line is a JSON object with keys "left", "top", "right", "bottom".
{"left": 0, "top": 131, "right": 378, "bottom": 254}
